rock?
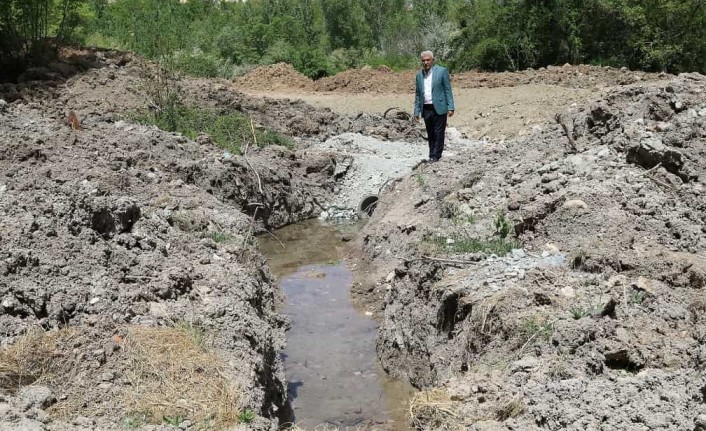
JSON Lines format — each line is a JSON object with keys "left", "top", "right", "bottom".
{"left": 694, "top": 414, "right": 706, "bottom": 431}
{"left": 510, "top": 357, "right": 540, "bottom": 373}
{"left": 17, "top": 386, "right": 55, "bottom": 411}
{"left": 562, "top": 199, "right": 588, "bottom": 209}
{"left": 560, "top": 286, "right": 576, "bottom": 298}
{"left": 1, "top": 296, "right": 17, "bottom": 310}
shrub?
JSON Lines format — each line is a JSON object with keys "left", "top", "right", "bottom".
{"left": 132, "top": 105, "right": 292, "bottom": 155}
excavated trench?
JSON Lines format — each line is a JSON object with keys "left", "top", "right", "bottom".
{"left": 259, "top": 220, "right": 414, "bottom": 430}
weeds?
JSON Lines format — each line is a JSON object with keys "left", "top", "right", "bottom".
{"left": 123, "top": 413, "right": 149, "bottom": 429}
{"left": 430, "top": 235, "right": 520, "bottom": 256}
{"left": 131, "top": 105, "right": 291, "bottom": 155}
{"left": 522, "top": 316, "right": 554, "bottom": 341}
{"left": 629, "top": 290, "right": 646, "bottom": 305}
{"left": 209, "top": 231, "right": 232, "bottom": 244}
{"left": 439, "top": 201, "right": 476, "bottom": 225}
{"left": 415, "top": 174, "right": 427, "bottom": 190}
{"left": 238, "top": 409, "right": 256, "bottom": 424}
{"left": 493, "top": 209, "right": 511, "bottom": 239}
{"left": 163, "top": 415, "right": 184, "bottom": 426}
{"left": 175, "top": 320, "right": 206, "bottom": 349}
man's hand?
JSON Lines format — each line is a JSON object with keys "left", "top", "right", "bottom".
{"left": 416, "top": 116, "right": 422, "bottom": 123}
{"left": 448, "top": 110, "right": 455, "bottom": 117}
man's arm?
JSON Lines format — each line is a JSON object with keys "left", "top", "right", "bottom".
{"left": 443, "top": 68, "right": 455, "bottom": 116}
{"left": 413, "top": 73, "right": 422, "bottom": 118}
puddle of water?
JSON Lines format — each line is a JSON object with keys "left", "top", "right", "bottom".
{"left": 259, "top": 220, "right": 414, "bottom": 430}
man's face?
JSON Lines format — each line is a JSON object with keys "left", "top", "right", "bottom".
{"left": 421, "top": 54, "right": 433, "bottom": 71}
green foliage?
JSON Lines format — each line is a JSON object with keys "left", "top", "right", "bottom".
{"left": 493, "top": 209, "right": 511, "bottom": 239}
{"left": 238, "top": 409, "right": 256, "bottom": 424}
{"left": 132, "top": 104, "right": 292, "bottom": 155}
{"left": 209, "top": 232, "right": 232, "bottom": 244}
{"left": 629, "top": 290, "right": 646, "bottom": 305}
{"left": 414, "top": 173, "right": 427, "bottom": 189}
{"left": 162, "top": 415, "right": 184, "bottom": 426}
{"left": 175, "top": 320, "right": 206, "bottom": 348}
{"left": 570, "top": 307, "right": 593, "bottom": 320}
{"left": 123, "top": 413, "right": 148, "bottom": 429}
{"left": 450, "top": 0, "right": 706, "bottom": 73}
{"left": 433, "top": 235, "right": 520, "bottom": 256}
{"left": 6, "top": 0, "right": 704, "bottom": 83}
{"left": 523, "top": 316, "right": 554, "bottom": 341}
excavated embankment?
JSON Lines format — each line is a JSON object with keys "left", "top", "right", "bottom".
{"left": 359, "top": 74, "right": 706, "bottom": 430}
{"left": 0, "top": 49, "right": 429, "bottom": 430}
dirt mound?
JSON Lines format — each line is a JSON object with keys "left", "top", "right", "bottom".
{"left": 358, "top": 73, "right": 706, "bottom": 429}
{"left": 233, "top": 62, "right": 313, "bottom": 92}
{"left": 314, "top": 67, "right": 415, "bottom": 94}
{"left": 237, "top": 63, "right": 670, "bottom": 95}
{"left": 453, "top": 64, "right": 669, "bottom": 89}
{"left": 0, "top": 56, "right": 349, "bottom": 430}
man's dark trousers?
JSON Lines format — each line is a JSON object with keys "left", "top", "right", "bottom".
{"left": 423, "top": 104, "right": 447, "bottom": 161}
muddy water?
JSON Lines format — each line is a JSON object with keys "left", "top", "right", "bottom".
{"left": 259, "top": 220, "right": 414, "bottom": 430}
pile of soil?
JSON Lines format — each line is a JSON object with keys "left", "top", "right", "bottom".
{"left": 453, "top": 64, "right": 669, "bottom": 90}
{"left": 233, "top": 63, "right": 314, "bottom": 92}
{"left": 314, "top": 67, "right": 415, "bottom": 94}
{"left": 357, "top": 72, "right": 706, "bottom": 430}
{"left": 236, "top": 63, "right": 670, "bottom": 94}
{"left": 0, "top": 51, "right": 346, "bottom": 431}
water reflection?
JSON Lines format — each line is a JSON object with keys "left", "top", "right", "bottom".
{"left": 259, "top": 220, "right": 414, "bottom": 430}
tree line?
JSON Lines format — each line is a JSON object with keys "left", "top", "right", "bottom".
{"left": 1, "top": 0, "right": 705, "bottom": 81}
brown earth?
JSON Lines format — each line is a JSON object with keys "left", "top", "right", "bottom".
{"left": 236, "top": 63, "right": 670, "bottom": 140}
{"left": 2, "top": 50, "right": 705, "bottom": 431}
{"left": 354, "top": 74, "right": 706, "bottom": 430}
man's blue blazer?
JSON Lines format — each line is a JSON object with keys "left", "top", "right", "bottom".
{"left": 414, "top": 64, "right": 455, "bottom": 117}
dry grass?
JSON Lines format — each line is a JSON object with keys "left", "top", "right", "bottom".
{"left": 1, "top": 324, "right": 241, "bottom": 427}
{"left": 120, "top": 325, "right": 240, "bottom": 427}
{"left": 495, "top": 397, "right": 525, "bottom": 421}
{"left": 409, "top": 388, "right": 464, "bottom": 431}
{"left": 0, "top": 328, "right": 68, "bottom": 392}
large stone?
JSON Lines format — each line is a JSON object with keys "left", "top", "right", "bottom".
{"left": 17, "top": 386, "right": 55, "bottom": 412}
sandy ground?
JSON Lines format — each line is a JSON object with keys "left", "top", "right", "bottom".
{"left": 240, "top": 85, "right": 601, "bottom": 140}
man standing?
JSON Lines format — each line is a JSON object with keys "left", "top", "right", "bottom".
{"left": 414, "top": 50, "right": 455, "bottom": 162}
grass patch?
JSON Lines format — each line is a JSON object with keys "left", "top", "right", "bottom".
{"left": 121, "top": 325, "right": 240, "bottom": 427}
{"left": 414, "top": 174, "right": 427, "bottom": 190}
{"left": 522, "top": 315, "right": 554, "bottom": 341}
{"left": 237, "top": 409, "right": 256, "bottom": 424}
{"left": 1, "top": 325, "right": 243, "bottom": 428}
{"left": 431, "top": 235, "right": 521, "bottom": 256}
{"left": 0, "top": 328, "right": 66, "bottom": 392}
{"left": 409, "top": 389, "right": 460, "bottom": 431}
{"left": 132, "top": 105, "right": 292, "bottom": 155}
{"left": 209, "top": 231, "right": 232, "bottom": 244}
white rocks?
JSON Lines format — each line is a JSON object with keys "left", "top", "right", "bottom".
{"left": 1, "top": 296, "right": 16, "bottom": 310}
{"left": 560, "top": 286, "right": 576, "bottom": 298}
{"left": 562, "top": 199, "right": 588, "bottom": 209}
{"left": 385, "top": 271, "right": 395, "bottom": 283}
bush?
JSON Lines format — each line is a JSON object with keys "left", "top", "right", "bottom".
{"left": 132, "top": 105, "right": 292, "bottom": 155}
{"left": 172, "top": 49, "right": 235, "bottom": 78}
